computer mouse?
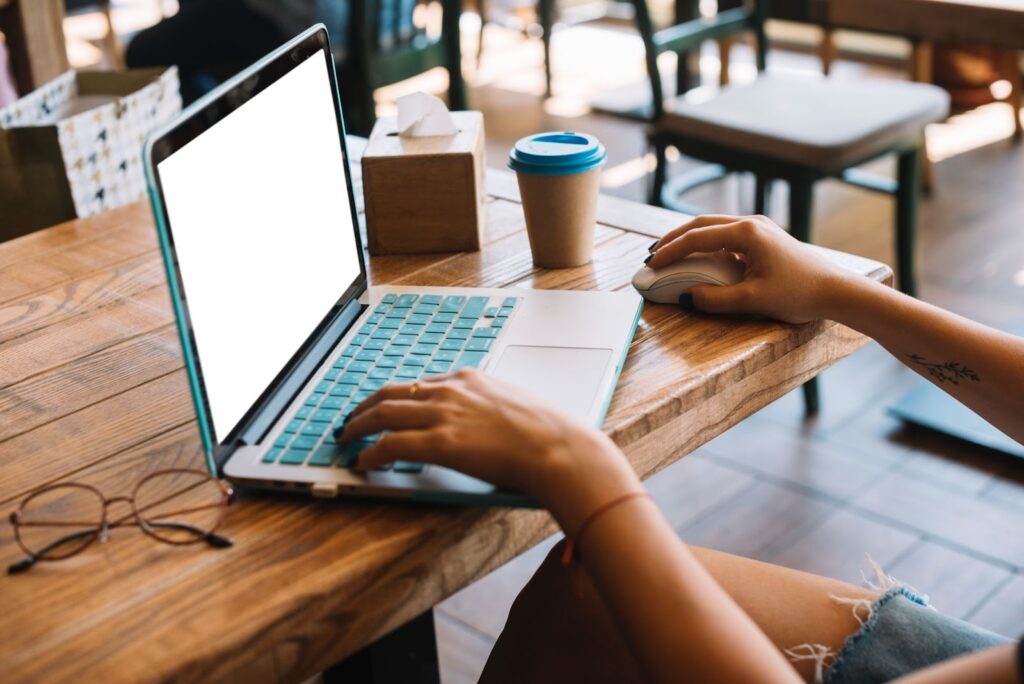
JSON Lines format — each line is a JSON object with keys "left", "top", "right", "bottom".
{"left": 632, "top": 251, "right": 745, "bottom": 304}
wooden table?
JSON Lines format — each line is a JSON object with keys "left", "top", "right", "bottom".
{"left": 0, "top": 170, "right": 890, "bottom": 683}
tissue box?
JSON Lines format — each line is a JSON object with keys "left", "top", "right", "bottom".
{"left": 362, "top": 111, "right": 485, "bottom": 255}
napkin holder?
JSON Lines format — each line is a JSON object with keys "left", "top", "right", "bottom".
{"left": 362, "top": 111, "right": 485, "bottom": 255}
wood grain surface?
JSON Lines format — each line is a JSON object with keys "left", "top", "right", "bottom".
{"left": 830, "top": 0, "right": 1024, "bottom": 49}
{"left": 0, "top": 167, "right": 890, "bottom": 684}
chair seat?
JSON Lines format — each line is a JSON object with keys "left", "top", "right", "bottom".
{"left": 661, "top": 76, "right": 950, "bottom": 173}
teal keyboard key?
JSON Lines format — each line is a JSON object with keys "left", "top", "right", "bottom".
{"left": 364, "top": 339, "right": 387, "bottom": 351}
{"left": 342, "top": 345, "right": 358, "bottom": 356}
{"left": 385, "top": 308, "right": 406, "bottom": 319}
{"left": 377, "top": 356, "right": 400, "bottom": 368}
{"left": 361, "top": 378, "right": 386, "bottom": 392}
{"left": 273, "top": 434, "right": 291, "bottom": 448}
{"left": 285, "top": 419, "right": 302, "bottom": 433}
{"left": 426, "top": 322, "right": 449, "bottom": 334}
{"left": 433, "top": 312, "right": 456, "bottom": 323}
{"left": 491, "top": 318, "right": 506, "bottom": 328}
{"left": 420, "top": 333, "right": 443, "bottom": 344}
{"left": 379, "top": 318, "right": 401, "bottom": 329}
{"left": 332, "top": 356, "right": 348, "bottom": 370}
{"left": 463, "top": 296, "right": 489, "bottom": 317}
{"left": 383, "top": 293, "right": 397, "bottom": 303}
{"left": 280, "top": 449, "right": 309, "bottom": 465}
{"left": 295, "top": 406, "right": 313, "bottom": 419}
{"left": 262, "top": 448, "right": 282, "bottom": 464}
{"left": 433, "top": 349, "right": 458, "bottom": 362}
{"left": 292, "top": 435, "right": 319, "bottom": 450}
{"left": 503, "top": 297, "right": 518, "bottom": 307}
{"left": 316, "top": 381, "right": 332, "bottom": 393}
{"left": 308, "top": 444, "right": 340, "bottom": 466}
{"left": 374, "top": 303, "right": 390, "bottom": 314}
{"left": 426, "top": 360, "right": 452, "bottom": 373}
{"left": 340, "top": 372, "right": 364, "bottom": 385}
{"left": 371, "top": 329, "right": 395, "bottom": 340}
{"left": 359, "top": 324, "right": 375, "bottom": 335}
{"left": 472, "top": 327, "right": 499, "bottom": 338}
{"left": 466, "top": 338, "right": 494, "bottom": 352}
{"left": 447, "top": 329, "right": 469, "bottom": 340}
{"left": 392, "top": 334, "right": 416, "bottom": 346}
{"left": 407, "top": 314, "right": 430, "bottom": 325}
{"left": 396, "top": 366, "right": 420, "bottom": 379}
{"left": 453, "top": 351, "right": 487, "bottom": 370}
{"left": 304, "top": 393, "right": 325, "bottom": 406}
{"left": 421, "top": 370, "right": 444, "bottom": 377}
{"left": 383, "top": 345, "right": 407, "bottom": 356}
{"left": 321, "top": 396, "right": 346, "bottom": 410}
{"left": 353, "top": 391, "right": 373, "bottom": 403}
{"left": 453, "top": 318, "right": 476, "bottom": 329}
{"left": 403, "top": 355, "right": 427, "bottom": 367}
{"left": 313, "top": 409, "right": 336, "bottom": 423}
{"left": 393, "top": 461, "right": 425, "bottom": 474}
{"left": 369, "top": 368, "right": 393, "bottom": 380}
{"left": 356, "top": 350, "right": 381, "bottom": 361}
{"left": 421, "top": 294, "right": 443, "bottom": 305}
{"left": 325, "top": 368, "right": 341, "bottom": 380}
{"left": 413, "top": 304, "right": 437, "bottom": 315}
{"left": 348, "top": 360, "right": 372, "bottom": 372}
{"left": 440, "top": 339, "right": 464, "bottom": 351}
{"left": 497, "top": 307, "right": 513, "bottom": 317}
{"left": 396, "top": 294, "right": 419, "bottom": 307}
{"left": 302, "top": 422, "right": 328, "bottom": 437}
{"left": 400, "top": 324, "right": 424, "bottom": 335}
{"left": 352, "top": 335, "right": 368, "bottom": 346}
{"left": 440, "top": 295, "right": 465, "bottom": 312}
{"left": 411, "top": 344, "right": 435, "bottom": 355}
{"left": 330, "top": 384, "right": 355, "bottom": 397}
{"left": 367, "top": 313, "right": 384, "bottom": 324}
{"left": 484, "top": 307, "right": 498, "bottom": 317}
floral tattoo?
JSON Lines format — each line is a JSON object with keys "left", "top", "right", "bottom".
{"left": 907, "top": 354, "right": 980, "bottom": 385}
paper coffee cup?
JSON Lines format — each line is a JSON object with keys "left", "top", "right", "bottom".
{"left": 508, "top": 132, "right": 607, "bottom": 269}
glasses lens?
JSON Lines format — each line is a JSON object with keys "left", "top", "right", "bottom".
{"left": 17, "top": 485, "right": 104, "bottom": 560}
{"left": 134, "top": 470, "right": 227, "bottom": 544}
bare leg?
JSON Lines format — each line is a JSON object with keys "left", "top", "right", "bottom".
{"left": 481, "top": 542, "right": 873, "bottom": 683}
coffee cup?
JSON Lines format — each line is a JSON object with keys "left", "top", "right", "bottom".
{"left": 508, "top": 132, "right": 607, "bottom": 268}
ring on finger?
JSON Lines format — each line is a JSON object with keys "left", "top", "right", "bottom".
{"left": 409, "top": 382, "right": 420, "bottom": 399}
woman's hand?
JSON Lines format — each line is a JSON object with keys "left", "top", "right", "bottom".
{"left": 647, "top": 214, "right": 856, "bottom": 324}
{"left": 337, "top": 369, "right": 640, "bottom": 530}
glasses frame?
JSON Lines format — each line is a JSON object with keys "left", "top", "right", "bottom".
{"left": 8, "top": 468, "right": 234, "bottom": 573}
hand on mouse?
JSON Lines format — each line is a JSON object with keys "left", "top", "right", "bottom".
{"left": 647, "top": 214, "right": 855, "bottom": 324}
{"left": 337, "top": 369, "right": 639, "bottom": 531}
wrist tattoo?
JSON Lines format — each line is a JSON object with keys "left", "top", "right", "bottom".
{"left": 907, "top": 354, "right": 981, "bottom": 385}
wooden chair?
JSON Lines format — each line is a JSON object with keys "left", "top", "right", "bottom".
{"left": 631, "top": 0, "right": 948, "bottom": 412}
{"left": 340, "top": 0, "right": 467, "bottom": 136}
{"left": 475, "top": 0, "right": 555, "bottom": 96}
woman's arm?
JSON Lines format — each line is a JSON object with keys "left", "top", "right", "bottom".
{"left": 648, "top": 215, "right": 1024, "bottom": 444}
{"left": 340, "top": 371, "right": 801, "bottom": 684}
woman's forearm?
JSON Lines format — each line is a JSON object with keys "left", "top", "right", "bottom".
{"left": 829, "top": 275, "right": 1024, "bottom": 444}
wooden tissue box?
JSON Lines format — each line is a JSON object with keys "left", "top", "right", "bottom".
{"left": 362, "top": 111, "right": 485, "bottom": 255}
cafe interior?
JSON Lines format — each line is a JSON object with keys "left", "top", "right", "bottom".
{"left": 1, "top": 1, "right": 1023, "bottom": 682}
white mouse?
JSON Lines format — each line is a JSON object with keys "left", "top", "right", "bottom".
{"left": 632, "top": 251, "right": 745, "bottom": 304}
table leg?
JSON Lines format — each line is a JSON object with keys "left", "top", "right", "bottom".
{"left": 910, "top": 41, "right": 936, "bottom": 195}
{"left": 1000, "top": 49, "right": 1023, "bottom": 140}
{"left": 324, "top": 609, "right": 440, "bottom": 684}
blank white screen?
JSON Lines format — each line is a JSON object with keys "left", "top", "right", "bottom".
{"left": 158, "top": 52, "right": 359, "bottom": 441}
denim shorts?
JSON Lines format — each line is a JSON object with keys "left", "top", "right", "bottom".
{"left": 821, "top": 586, "right": 1011, "bottom": 684}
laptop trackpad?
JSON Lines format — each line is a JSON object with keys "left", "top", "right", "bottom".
{"left": 490, "top": 346, "right": 612, "bottom": 420}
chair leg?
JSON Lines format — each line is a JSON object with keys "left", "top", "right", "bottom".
{"left": 788, "top": 177, "right": 819, "bottom": 415}
{"left": 1000, "top": 48, "right": 1023, "bottom": 140}
{"left": 538, "top": 0, "right": 554, "bottom": 97}
{"left": 650, "top": 138, "right": 668, "bottom": 207}
{"left": 754, "top": 174, "right": 771, "bottom": 216}
{"left": 895, "top": 146, "right": 921, "bottom": 298}
{"left": 476, "top": 0, "right": 487, "bottom": 67}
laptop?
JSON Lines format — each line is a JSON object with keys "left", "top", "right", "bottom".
{"left": 143, "top": 25, "right": 642, "bottom": 506}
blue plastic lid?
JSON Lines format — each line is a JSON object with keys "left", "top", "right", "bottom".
{"left": 508, "top": 132, "right": 607, "bottom": 176}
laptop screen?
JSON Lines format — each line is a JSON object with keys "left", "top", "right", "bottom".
{"left": 156, "top": 49, "right": 360, "bottom": 442}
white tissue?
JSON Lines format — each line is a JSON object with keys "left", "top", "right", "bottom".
{"left": 396, "top": 92, "right": 458, "bottom": 137}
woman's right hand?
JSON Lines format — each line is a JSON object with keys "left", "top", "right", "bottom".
{"left": 647, "top": 214, "right": 860, "bottom": 324}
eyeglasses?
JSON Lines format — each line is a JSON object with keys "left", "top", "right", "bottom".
{"left": 8, "top": 468, "right": 234, "bottom": 574}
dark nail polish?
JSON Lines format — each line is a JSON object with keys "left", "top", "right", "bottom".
{"left": 333, "top": 414, "right": 353, "bottom": 439}
{"left": 643, "top": 254, "right": 653, "bottom": 265}
{"left": 648, "top": 240, "right": 659, "bottom": 252}
{"left": 678, "top": 293, "right": 695, "bottom": 311}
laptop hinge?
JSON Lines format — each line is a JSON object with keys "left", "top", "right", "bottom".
{"left": 237, "top": 298, "right": 364, "bottom": 446}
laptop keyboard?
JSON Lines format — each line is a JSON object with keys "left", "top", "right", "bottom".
{"left": 261, "top": 293, "right": 519, "bottom": 471}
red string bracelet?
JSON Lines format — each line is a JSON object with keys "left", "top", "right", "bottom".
{"left": 561, "top": 491, "right": 651, "bottom": 566}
